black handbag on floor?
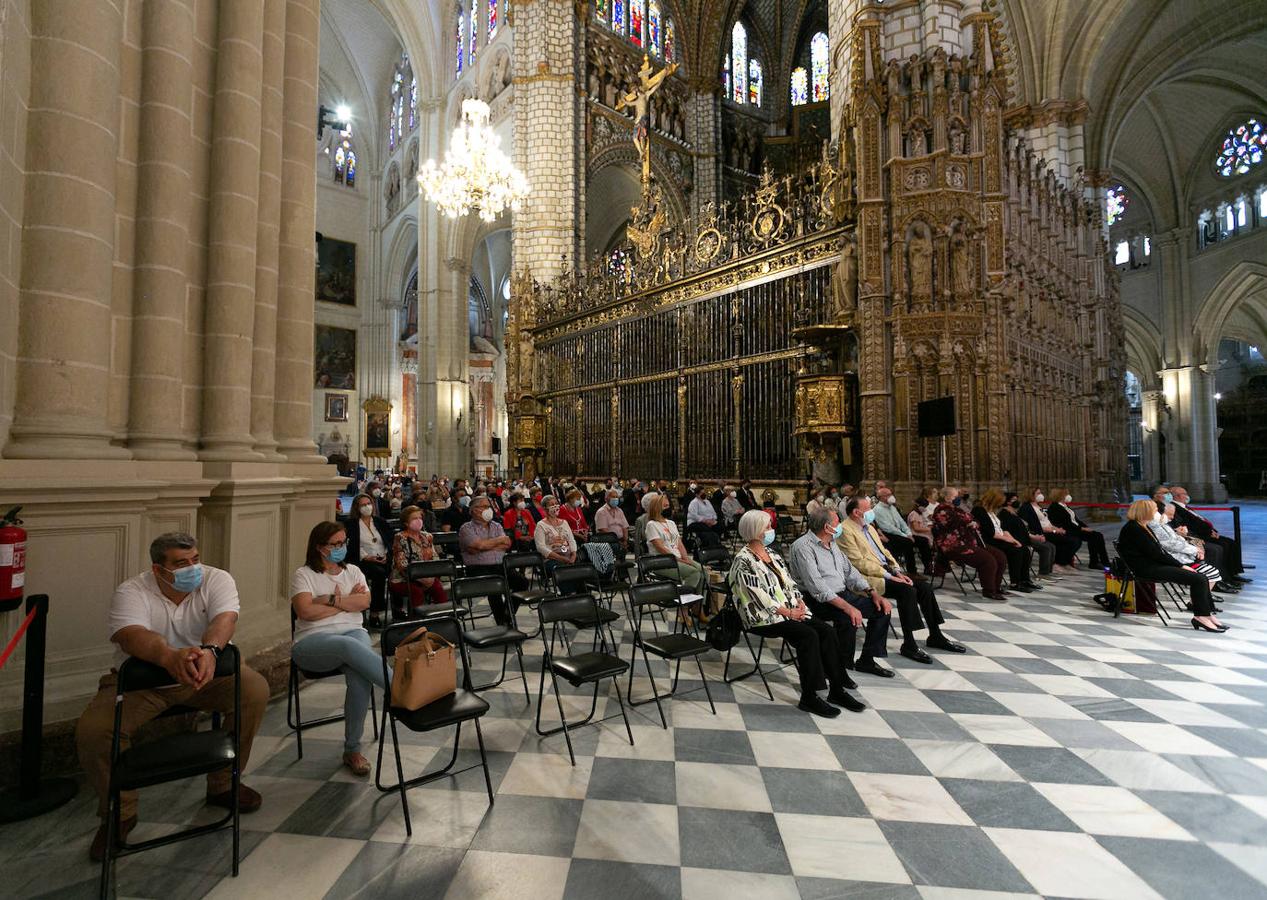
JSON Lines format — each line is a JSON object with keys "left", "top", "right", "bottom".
{"left": 706, "top": 605, "right": 741, "bottom": 651}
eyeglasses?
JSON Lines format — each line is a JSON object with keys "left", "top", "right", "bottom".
{"left": 324, "top": 540, "right": 347, "bottom": 549}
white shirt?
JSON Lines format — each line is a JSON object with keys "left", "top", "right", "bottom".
{"left": 289, "top": 564, "right": 368, "bottom": 642}
{"left": 108, "top": 566, "right": 240, "bottom": 665}
{"left": 645, "top": 518, "right": 683, "bottom": 558}
{"left": 687, "top": 497, "right": 717, "bottom": 525}
{"left": 987, "top": 511, "right": 1002, "bottom": 534}
{"left": 1032, "top": 503, "right": 1054, "bottom": 530}
{"left": 358, "top": 518, "right": 387, "bottom": 559}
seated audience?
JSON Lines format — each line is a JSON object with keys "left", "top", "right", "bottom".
{"left": 459, "top": 495, "right": 521, "bottom": 625}
{"left": 873, "top": 485, "right": 929, "bottom": 573}
{"left": 737, "top": 479, "right": 759, "bottom": 511}
{"left": 787, "top": 506, "right": 895, "bottom": 679}
{"left": 389, "top": 505, "right": 448, "bottom": 609}
{"left": 687, "top": 484, "right": 722, "bottom": 538}
{"left": 76, "top": 533, "right": 268, "bottom": 862}
{"left": 907, "top": 487, "right": 938, "bottom": 572}
{"left": 1046, "top": 489, "right": 1109, "bottom": 568}
{"left": 1019, "top": 488, "right": 1079, "bottom": 572}
{"left": 440, "top": 489, "right": 471, "bottom": 532}
{"left": 290, "top": 521, "right": 385, "bottom": 777}
{"left": 833, "top": 484, "right": 856, "bottom": 522}
{"left": 721, "top": 487, "right": 745, "bottom": 528}
{"left": 1150, "top": 502, "right": 1230, "bottom": 593}
{"left": 1170, "top": 485, "right": 1249, "bottom": 584}
{"left": 1119, "top": 499, "right": 1225, "bottom": 632}
{"left": 595, "top": 488, "right": 631, "bottom": 547}
{"left": 973, "top": 490, "right": 1041, "bottom": 592}
{"left": 534, "top": 494, "right": 578, "bottom": 572}
{"left": 346, "top": 492, "right": 393, "bottom": 626}
{"left": 729, "top": 510, "right": 865, "bottom": 717}
{"left": 503, "top": 492, "right": 537, "bottom": 551}
{"left": 931, "top": 487, "right": 1009, "bottom": 601}
{"left": 839, "top": 497, "right": 965, "bottom": 662}
{"left": 1002, "top": 491, "right": 1054, "bottom": 578}
{"left": 643, "top": 491, "right": 707, "bottom": 594}
{"left": 559, "top": 488, "right": 592, "bottom": 542}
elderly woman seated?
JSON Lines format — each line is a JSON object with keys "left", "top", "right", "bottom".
{"left": 1120, "top": 499, "right": 1225, "bottom": 632}
{"left": 1150, "top": 502, "right": 1234, "bottom": 594}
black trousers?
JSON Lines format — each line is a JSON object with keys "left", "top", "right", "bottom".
{"left": 807, "top": 595, "right": 889, "bottom": 665}
{"left": 912, "top": 535, "right": 935, "bottom": 572}
{"left": 749, "top": 618, "right": 845, "bottom": 701}
{"left": 1047, "top": 532, "right": 1081, "bottom": 565}
{"left": 464, "top": 563, "right": 529, "bottom": 625}
{"left": 1078, "top": 529, "right": 1109, "bottom": 567}
{"left": 988, "top": 539, "right": 1031, "bottom": 586}
{"left": 1029, "top": 539, "right": 1056, "bottom": 574}
{"left": 1208, "top": 535, "right": 1243, "bottom": 576}
{"left": 883, "top": 533, "right": 920, "bottom": 574}
{"left": 882, "top": 576, "right": 944, "bottom": 645}
{"left": 359, "top": 559, "right": 390, "bottom": 613}
{"left": 1134, "top": 563, "right": 1213, "bottom": 616}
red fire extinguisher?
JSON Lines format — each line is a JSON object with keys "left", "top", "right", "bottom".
{"left": 0, "top": 506, "right": 26, "bottom": 612}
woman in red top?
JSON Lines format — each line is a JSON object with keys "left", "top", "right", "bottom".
{"left": 558, "top": 488, "right": 591, "bottom": 542}
{"left": 930, "top": 486, "right": 1008, "bottom": 600}
{"left": 502, "top": 493, "right": 537, "bottom": 551}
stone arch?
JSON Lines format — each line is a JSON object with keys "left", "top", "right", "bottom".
{"left": 1121, "top": 305, "right": 1163, "bottom": 389}
{"left": 1191, "top": 260, "right": 1267, "bottom": 369}
{"left": 588, "top": 143, "right": 690, "bottom": 224}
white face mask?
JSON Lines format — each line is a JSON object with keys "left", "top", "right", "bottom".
{"left": 358, "top": 504, "right": 372, "bottom": 517}
{"left": 728, "top": 491, "right": 736, "bottom": 498}
{"left": 479, "top": 507, "right": 494, "bottom": 522}
{"left": 1064, "top": 494, "right": 1072, "bottom": 503}
{"left": 1035, "top": 493, "right": 1045, "bottom": 503}
{"left": 515, "top": 500, "right": 526, "bottom": 510}
{"left": 1153, "top": 511, "right": 1164, "bottom": 524}
{"left": 886, "top": 496, "right": 897, "bottom": 506}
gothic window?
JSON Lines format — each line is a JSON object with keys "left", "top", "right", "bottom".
{"left": 791, "top": 67, "right": 808, "bottom": 106}
{"left": 748, "top": 59, "right": 762, "bottom": 107}
{"left": 1215, "top": 117, "right": 1266, "bottom": 177}
{"left": 1105, "top": 184, "right": 1127, "bottom": 226}
{"left": 489, "top": 0, "right": 498, "bottom": 37}
{"left": 613, "top": 0, "right": 624, "bottom": 34}
{"left": 333, "top": 134, "right": 357, "bottom": 188}
{"left": 469, "top": 0, "right": 478, "bottom": 63}
{"left": 723, "top": 53, "right": 730, "bottom": 97}
{"left": 607, "top": 247, "right": 630, "bottom": 279}
{"left": 456, "top": 12, "right": 464, "bottom": 76}
{"left": 630, "top": 0, "right": 644, "bottom": 47}
{"left": 596, "top": 0, "right": 608, "bottom": 26}
{"left": 731, "top": 22, "right": 747, "bottom": 104}
{"left": 810, "top": 32, "right": 829, "bottom": 102}
{"left": 664, "top": 19, "right": 675, "bottom": 62}
{"left": 408, "top": 76, "right": 417, "bottom": 131}
{"left": 388, "top": 69, "right": 403, "bottom": 151}
{"left": 648, "top": 0, "right": 660, "bottom": 56}
{"left": 1114, "top": 240, "right": 1129, "bottom": 265}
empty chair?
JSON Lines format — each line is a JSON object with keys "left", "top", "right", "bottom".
{"left": 553, "top": 562, "right": 620, "bottom": 639}
{"left": 450, "top": 574, "right": 531, "bottom": 701}
{"left": 625, "top": 580, "right": 717, "bottom": 728}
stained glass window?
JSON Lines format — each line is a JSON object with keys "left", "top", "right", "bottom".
{"left": 748, "top": 59, "right": 762, "bottom": 107}
{"left": 791, "top": 67, "right": 808, "bottom": 106}
{"left": 648, "top": 0, "right": 660, "bottom": 55}
{"left": 490, "top": 0, "right": 498, "bottom": 37}
{"left": 345, "top": 142, "right": 357, "bottom": 188}
{"left": 607, "top": 248, "right": 630, "bottom": 279}
{"left": 732, "top": 23, "right": 747, "bottom": 104}
{"left": 389, "top": 71, "right": 402, "bottom": 150}
{"left": 723, "top": 53, "right": 730, "bottom": 97}
{"left": 811, "top": 32, "right": 829, "bottom": 102}
{"left": 664, "top": 19, "right": 675, "bottom": 62}
{"left": 1216, "top": 118, "right": 1266, "bottom": 177}
{"left": 409, "top": 75, "right": 417, "bottom": 131}
{"left": 470, "top": 0, "right": 478, "bottom": 63}
{"left": 630, "top": 0, "right": 644, "bottom": 47}
{"left": 334, "top": 145, "right": 345, "bottom": 182}
{"left": 1105, "top": 184, "right": 1127, "bottom": 227}
{"left": 613, "top": 0, "right": 624, "bottom": 34}
{"left": 1114, "top": 241, "right": 1129, "bottom": 265}
{"left": 595, "top": 0, "right": 607, "bottom": 26}
{"left": 456, "top": 13, "right": 464, "bottom": 75}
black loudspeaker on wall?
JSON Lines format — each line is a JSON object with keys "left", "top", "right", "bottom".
{"left": 917, "top": 397, "right": 956, "bottom": 437}
{"left": 491, "top": 436, "right": 501, "bottom": 454}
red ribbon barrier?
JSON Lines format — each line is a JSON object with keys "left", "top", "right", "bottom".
{"left": 0, "top": 605, "right": 38, "bottom": 670}
{"left": 1065, "top": 503, "right": 1235, "bottom": 512}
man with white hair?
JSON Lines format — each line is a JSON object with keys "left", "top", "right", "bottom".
{"left": 1170, "top": 485, "right": 1249, "bottom": 583}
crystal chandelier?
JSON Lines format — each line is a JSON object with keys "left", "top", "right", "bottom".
{"left": 417, "top": 98, "right": 529, "bottom": 222}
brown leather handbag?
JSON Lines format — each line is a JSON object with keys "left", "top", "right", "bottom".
{"left": 390, "top": 627, "right": 457, "bottom": 710}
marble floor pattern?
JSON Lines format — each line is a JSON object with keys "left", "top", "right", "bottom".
{"left": 5, "top": 503, "right": 1267, "bottom": 900}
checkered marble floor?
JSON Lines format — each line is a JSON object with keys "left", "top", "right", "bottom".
{"left": 6, "top": 505, "right": 1267, "bottom": 900}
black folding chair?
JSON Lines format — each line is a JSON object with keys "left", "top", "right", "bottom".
{"left": 375, "top": 617, "right": 494, "bottom": 835}
{"left": 286, "top": 609, "right": 377, "bottom": 759}
{"left": 553, "top": 562, "right": 621, "bottom": 643}
{"left": 432, "top": 531, "right": 462, "bottom": 567}
{"left": 504, "top": 551, "right": 550, "bottom": 634}
{"left": 1108, "top": 541, "right": 1172, "bottom": 625}
{"left": 451, "top": 574, "right": 531, "bottom": 701}
{"left": 625, "top": 580, "right": 717, "bottom": 728}
{"left": 534, "top": 592, "right": 633, "bottom": 765}
{"left": 407, "top": 558, "right": 459, "bottom": 615}
{"left": 100, "top": 647, "right": 242, "bottom": 899}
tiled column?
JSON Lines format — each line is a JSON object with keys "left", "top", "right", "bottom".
{"left": 5, "top": 0, "right": 128, "bottom": 460}
{"left": 275, "top": 0, "right": 324, "bottom": 463}
{"left": 200, "top": 1, "right": 266, "bottom": 460}
{"left": 127, "top": 0, "right": 197, "bottom": 460}
{"left": 686, "top": 82, "right": 719, "bottom": 215}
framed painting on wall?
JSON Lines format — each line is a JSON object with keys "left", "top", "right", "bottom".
{"left": 363, "top": 395, "right": 392, "bottom": 455}
{"left": 314, "top": 324, "right": 356, "bottom": 389}
{"left": 316, "top": 236, "right": 356, "bottom": 306}
{"left": 324, "top": 392, "right": 348, "bottom": 422}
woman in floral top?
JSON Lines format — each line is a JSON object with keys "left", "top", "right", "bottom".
{"left": 930, "top": 487, "right": 1007, "bottom": 600}
{"left": 727, "top": 510, "right": 864, "bottom": 717}
{"left": 388, "top": 505, "right": 449, "bottom": 610}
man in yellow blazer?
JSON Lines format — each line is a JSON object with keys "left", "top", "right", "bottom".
{"left": 838, "top": 496, "right": 965, "bottom": 663}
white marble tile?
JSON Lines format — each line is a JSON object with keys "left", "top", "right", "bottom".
{"left": 991, "top": 692, "right": 1092, "bottom": 721}
{"left": 1130, "top": 699, "right": 1245, "bottom": 728}
{"left": 858, "top": 686, "right": 944, "bottom": 713}
{"left": 1104, "top": 721, "right": 1235, "bottom": 757}
{"left": 1032, "top": 783, "right": 1195, "bottom": 840}
{"left": 370, "top": 789, "right": 492, "bottom": 847}
{"left": 940, "top": 654, "right": 1011, "bottom": 673}
{"left": 572, "top": 799, "right": 680, "bottom": 865}
{"left": 680, "top": 868, "right": 800, "bottom": 900}
{"left": 1072, "top": 748, "right": 1219, "bottom": 793}
{"left": 906, "top": 740, "right": 1022, "bottom": 782}
{"left": 950, "top": 714, "right": 1060, "bottom": 747}
{"left": 677, "top": 761, "right": 772, "bottom": 812}
{"left": 849, "top": 772, "right": 975, "bottom": 825}
{"left": 499, "top": 752, "right": 593, "bottom": 799}
{"left": 775, "top": 812, "right": 911, "bottom": 882}
{"left": 204, "top": 833, "right": 363, "bottom": 900}
{"left": 1046, "top": 659, "right": 1133, "bottom": 680}
{"left": 965, "top": 642, "right": 1037, "bottom": 659}
{"left": 1167, "top": 665, "right": 1266, "bottom": 686}
{"left": 671, "top": 700, "right": 748, "bottom": 730}
{"left": 916, "top": 888, "right": 1042, "bottom": 900}
{"left": 1150, "top": 680, "right": 1260, "bottom": 705}
{"left": 749, "top": 731, "right": 841, "bottom": 770}
{"left": 813, "top": 705, "right": 899, "bottom": 738}
{"left": 984, "top": 829, "right": 1165, "bottom": 900}
{"left": 1017, "top": 675, "right": 1114, "bottom": 698}
{"left": 443, "top": 850, "right": 570, "bottom": 900}
{"left": 900, "top": 669, "right": 981, "bottom": 692}
{"left": 1209, "top": 842, "right": 1267, "bottom": 892}
{"left": 596, "top": 723, "right": 677, "bottom": 760}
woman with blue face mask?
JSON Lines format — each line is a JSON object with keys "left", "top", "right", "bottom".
{"left": 289, "top": 521, "right": 387, "bottom": 777}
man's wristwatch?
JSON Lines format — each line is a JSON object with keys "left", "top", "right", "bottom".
{"left": 199, "top": 643, "right": 221, "bottom": 658}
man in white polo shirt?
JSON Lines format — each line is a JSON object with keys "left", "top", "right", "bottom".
{"left": 75, "top": 532, "right": 269, "bottom": 862}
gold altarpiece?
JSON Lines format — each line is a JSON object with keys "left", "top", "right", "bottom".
{"left": 506, "top": 11, "right": 1128, "bottom": 498}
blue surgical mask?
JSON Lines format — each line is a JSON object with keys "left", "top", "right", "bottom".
{"left": 459, "top": 495, "right": 471, "bottom": 508}
{"left": 862, "top": 509, "right": 876, "bottom": 526}
{"left": 1162, "top": 492, "right": 1173, "bottom": 504}
{"left": 762, "top": 530, "right": 775, "bottom": 546}
{"left": 831, "top": 522, "right": 844, "bottom": 538}
{"left": 608, "top": 498, "right": 620, "bottom": 507}
{"left": 165, "top": 563, "right": 203, "bottom": 593}
{"left": 327, "top": 545, "right": 348, "bottom": 564}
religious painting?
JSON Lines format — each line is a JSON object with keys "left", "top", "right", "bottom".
{"left": 363, "top": 396, "right": 392, "bottom": 452}
{"left": 314, "top": 325, "right": 356, "bottom": 389}
{"left": 316, "top": 237, "right": 356, "bottom": 306}
{"left": 324, "top": 392, "right": 348, "bottom": 422}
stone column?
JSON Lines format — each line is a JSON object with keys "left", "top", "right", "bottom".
{"left": 1141, "top": 388, "right": 1165, "bottom": 487}
{"left": 250, "top": 0, "right": 288, "bottom": 459}
{"left": 686, "top": 82, "right": 719, "bottom": 215}
{"left": 5, "top": 0, "right": 128, "bottom": 460}
{"left": 275, "top": 0, "right": 324, "bottom": 463}
{"left": 127, "top": 0, "right": 197, "bottom": 460}
{"left": 1159, "top": 366, "right": 1225, "bottom": 501}
{"left": 200, "top": 1, "right": 266, "bottom": 460}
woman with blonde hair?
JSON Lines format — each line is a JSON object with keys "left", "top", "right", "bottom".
{"left": 1118, "top": 499, "right": 1224, "bottom": 633}
{"left": 643, "top": 491, "right": 706, "bottom": 593}
{"left": 972, "top": 489, "right": 1040, "bottom": 592}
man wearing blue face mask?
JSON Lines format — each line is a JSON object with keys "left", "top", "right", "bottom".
{"left": 76, "top": 532, "right": 268, "bottom": 862}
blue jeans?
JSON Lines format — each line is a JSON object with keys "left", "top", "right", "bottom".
{"left": 291, "top": 628, "right": 388, "bottom": 753}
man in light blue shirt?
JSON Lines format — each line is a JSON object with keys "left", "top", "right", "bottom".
{"left": 874, "top": 485, "right": 928, "bottom": 573}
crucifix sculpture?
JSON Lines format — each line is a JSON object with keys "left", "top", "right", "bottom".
{"left": 616, "top": 54, "right": 678, "bottom": 186}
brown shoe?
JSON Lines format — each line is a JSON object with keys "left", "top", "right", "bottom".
{"left": 205, "top": 783, "right": 262, "bottom": 813}
{"left": 89, "top": 815, "right": 137, "bottom": 863}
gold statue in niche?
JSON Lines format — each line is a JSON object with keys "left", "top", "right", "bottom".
{"left": 908, "top": 227, "right": 934, "bottom": 302}
{"left": 831, "top": 232, "right": 858, "bottom": 321}
{"left": 951, "top": 225, "right": 975, "bottom": 298}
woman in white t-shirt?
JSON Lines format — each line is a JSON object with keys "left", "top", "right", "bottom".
{"left": 642, "top": 491, "right": 706, "bottom": 592}
{"left": 290, "top": 521, "right": 387, "bottom": 777}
